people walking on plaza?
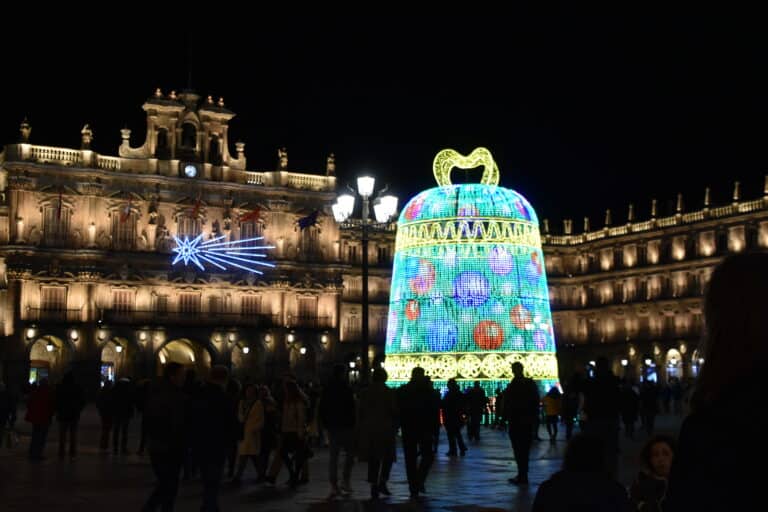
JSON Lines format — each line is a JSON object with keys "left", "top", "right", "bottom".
{"left": 668, "top": 377, "right": 683, "bottom": 416}
{"left": 255, "top": 385, "right": 279, "bottom": 482}
{"left": 542, "top": 385, "right": 562, "bottom": 444}
{"left": 224, "top": 377, "right": 241, "bottom": 479}
{"left": 232, "top": 384, "right": 264, "bottom": 484}
{"left": 358, "top": 367, "right": 398, "bottom": 499}
{"left": 181, "top": 370, "right": 201, "bottom": 481}
{"left": 111, "top": 377, "right": 135, "bottom": 455}
{"left": 665, "top": 252, "right": 768, "bottom": 511}
{"left": 493, "top": 386, "right": 505, "bottom": 430}
{"left": 629, "top": 435, "right": 675, "bottom": 512}
{"left": 55, "top": 371, "right": 85, "bottom": 458}
{"left": 442, "top": 378, "right": 468, "bottom": 456}
{"left": 191, "top": 365, "right": 237, "bottom": 512}
{"left": 619, "top": 378, "right": 640, "bottom": 440}
{"left": 581, "top": 357, "right": 621, "bottom": 477}
{"left": 96, "top": 380, "right": 114, "bottom": 451}
{"left": 531, "top": 434, "right": 630, "bottom": 511}
{"left": 142, "top": 362, "right": 188, "bottom": 512}
{"left": 639, "top": 380, "right": 658, "bottom": 436}
{"left": 319, "top": 364, "right": 356, "bottom": 498}
{"left": 561, "top": 374, "right": 582, "bottom": 441}
{"left": 25, "top": 378, "right": 54, "bottom": 460}
{"left": 275, "top": 379, "right": 309, "bottom": 488}
{"left": 398, "top": 367, "right": 440, "bottom": 498}
{"left": 466, "top": 381, "right": 486, "bottom": 442}
{"left": 503, "top": 361, "right": 540, "bottom": 485}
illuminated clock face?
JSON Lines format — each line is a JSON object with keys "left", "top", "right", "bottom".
{"left": 184, "top": 164, "right": 197, "bottom": 178}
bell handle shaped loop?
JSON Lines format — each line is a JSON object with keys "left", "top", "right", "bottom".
{"left": 432, "top": 147, "right": 500, "bottom": 187}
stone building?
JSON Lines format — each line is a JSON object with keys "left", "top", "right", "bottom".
{"left": 543, "top": 185, "right": 768, "bottom": 382}
{"left": 0, "top": 89, "right": 395, "bottom": 392}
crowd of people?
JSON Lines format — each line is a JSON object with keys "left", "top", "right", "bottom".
{"left": 1, "top": 252, "right": 764, "bottom": 511}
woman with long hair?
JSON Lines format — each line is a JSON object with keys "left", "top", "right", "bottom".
{"left": 664, "top": 252, "right": 768, "bottom": 510}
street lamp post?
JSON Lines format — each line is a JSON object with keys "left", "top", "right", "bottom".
{"left": 333, "top": 176, "right": 397, "bottom": 382}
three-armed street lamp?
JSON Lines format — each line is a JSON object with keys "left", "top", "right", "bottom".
{"left": 333, "top": 176, "right": 398, "bottom": 381}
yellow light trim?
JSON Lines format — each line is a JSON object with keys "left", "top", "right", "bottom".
{"left": 384, "top": 351, "right": 559, "bottom": 381}
{"left": 433, "top": 147, "right": 500, "bottom": 187}
{"left": 395, "top": 219, "right": 541, "bottom": 251}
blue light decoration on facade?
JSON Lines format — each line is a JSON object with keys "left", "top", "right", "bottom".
{"left": 384, "top": 147, "right": 559, "bottom": 395}
{"left": 171, "top": 235, "right": 275, "bottom": 274}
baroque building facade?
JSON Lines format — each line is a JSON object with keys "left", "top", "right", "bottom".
{"left": 543, "top": 186, "right": 768, "bottom": 383}
{"left": 0, "top": 89, "right": 395, "bottom": 392}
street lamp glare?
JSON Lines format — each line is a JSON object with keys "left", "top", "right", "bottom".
{"left": 373, "top": 202, "right": 390, "bottom": 223}
{"left": 337, "top": 194, "right": 355, "bottom": 218}
{"left": 380, "top": 194, "right": 398, "bottom": 218}
{"left": 357, "top": 176, "right": 375, "bottom": 198}
{"left": 332, "top": 203, "right": 347, "bottom": 223}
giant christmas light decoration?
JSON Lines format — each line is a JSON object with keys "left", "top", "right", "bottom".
{"left": 172, "top": 234, "right": 275, "bottom": 274}
{"left": 384, "top": 147, "right": 559, "bottom": 394}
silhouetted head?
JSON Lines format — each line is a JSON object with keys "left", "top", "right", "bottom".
{"left": 447, "top": 378, "right": 459, "bottom": 391}
{"left": 547, "top": 386, "right": 561, "bottom": 397}
{"left": 164, "top": 362, "right": 185, "bottom": 387}
{"left": 331, "top": 363, "right": 347, "bottom": 382}
{"left": 563, "top": 434, "right": 607, "bottom": 473}
{"left": 594, "top": 357, "right": 612, "bottom": 378}
{"left": 694, "top": 252, "right": 768, "bottom": 410}
{"left": 511, "top": 362, "right": 524, "bottom": 379}
{"left": 372, "top": 367, "right": 388, "bottom": 384}
{"left": 411, "top": 366, "right": 426, "bottom": 381}
{"left": 209, "top": 365, "right": 229, "bottom": 386}
{"left": 473, "top": 380, "right": 480, "bottom": 388}
{"left": 640, "top": 435, "right": 676, "bottom": 479}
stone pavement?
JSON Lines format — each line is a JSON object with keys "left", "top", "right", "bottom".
{"left": 0, "top": 406, "right": 681, "bottom": 511}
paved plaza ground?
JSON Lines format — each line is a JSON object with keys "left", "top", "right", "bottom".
{"left": 1, "top": 406, "right": 681, "bottom": 511}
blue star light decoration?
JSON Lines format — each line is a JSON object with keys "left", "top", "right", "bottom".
{"left": 172, "top": 235, "right": 275, "bottom": 274}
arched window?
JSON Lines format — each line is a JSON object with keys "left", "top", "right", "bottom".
{"left": 156, "top": 128, "right": 170, "bottom": 159}
{"left": 209, "top": 134, "right": 222, "bottom": 165}
{"left": 181, "top": 123, "right": 197, "bottom": 149}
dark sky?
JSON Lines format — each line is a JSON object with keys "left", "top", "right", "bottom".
{"left": 2, "top": 14, "right": 766, "bottom": 230}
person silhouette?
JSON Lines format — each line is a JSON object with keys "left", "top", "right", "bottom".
{"left": 665, "top": 252, "right": 768, "bottom": 511}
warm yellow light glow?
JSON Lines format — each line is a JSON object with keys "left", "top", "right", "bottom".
{"left": 26, "top": 328, "right": 35, "bottom": 339}
{"left": 139, "top": 331, "right": 147, "bottom": 341}
{"left": 69, "top": 330, "right": 79, "bottom": 341}
{"left": 395, "top": 219, "right": 540, "bottom": 252}
{"left": 287, "top": 333, "right": 295, "bottom": 343}
{"left": 384, "top": 352, "right": 558, "bottom": 381}
{"left": 299, "top": 346, "right": 307, "bottom": 355}
{"left": 433, "top": 147, "right": 499, "bottom": 187}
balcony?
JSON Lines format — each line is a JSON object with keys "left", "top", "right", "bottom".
{"left": 25, "top": 308, "right": 87, "bottom": 323}
{"left": 286, "top": 315, "right": 333, "bottom": 329}
{"left": 100, "top": 309, "right": 280, "bottom": 328}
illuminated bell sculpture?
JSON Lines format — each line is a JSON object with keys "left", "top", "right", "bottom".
{"left": 384, "top": 148, "right": 559, "bottom": 393}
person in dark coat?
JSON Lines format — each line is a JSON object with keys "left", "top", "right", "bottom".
{"left": 191, "top": 366, "right": 237, "bottom": 512}
{"left": 358, "top": 367, "right": 398, "bottom": 499}
{"left": 398, "top": 367, "right": 440, "bottom": 498}
{"left": 142, "top": 362, "right": 188, "bottom": 512}
{"left": 426, "top": 376, "right": 441, "bottom": 454}
{"left": 581, "top": 357, "right": 621, "bottom": 477}
{"left": 639, "top": 380, "right": 659, "bottom": 436}
{"left": 630, "top": 435, "right": 675, "bottom": 512}
{"left": 26, "top": 378, "right": 54, "bottom": 460}
{"left": 441, "top": 378, "right": 468, "bottom": 456}
{"left": 111, "top": 377, "right": 135, "bottom": 454}
{"left": 664, "top": 253, "right": 768, "bottom": 511}
{"left": 503, "top": 361, "right": 540, "bottom": 485}
{"left": 532, "top": 434, "right": 631, "bottom": 511}
{"left": 466, "top": 381, "right": 486, "bottom": 441}
{"left": 96, "top": 380, "right": 114, "bottom": 450}
{"left": 619, "top": 379, "right": 640, "bottom": 440}
{"left": 55, "top": 371, "right": 85, "bottom": 458}
{"left": 318, "top": 364, "right": 356, "bottom": 498}
{"left": 561, "top": 374, "right": 582, "bottom": 440}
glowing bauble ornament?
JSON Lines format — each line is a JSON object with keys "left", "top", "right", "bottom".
{"left": 473, "top": 320, "right": 505, "bottom": 350}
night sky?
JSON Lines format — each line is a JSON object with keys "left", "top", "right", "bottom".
{"left": 1, "top": 14, "right": 766, "bottom": 229}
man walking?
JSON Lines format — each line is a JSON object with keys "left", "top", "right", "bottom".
{"left": 318, "top": 364, "right": 356, "bottom": 498}
{"left": 503, "top": 362, "right": 540, "bottom": 485}
{"left": 398, "top": 367, "right": 440, "bottom": 498}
